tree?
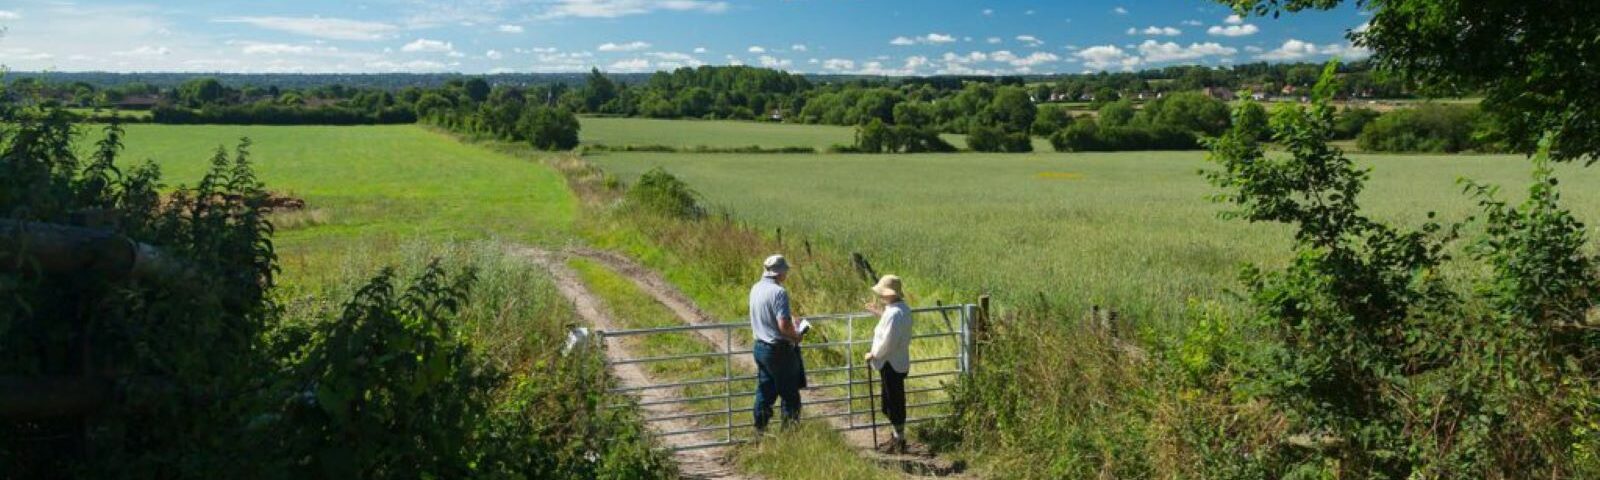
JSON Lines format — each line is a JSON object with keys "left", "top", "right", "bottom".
{"left": 1097, "top": 100, "right": 1136, "bottom": 127}
{"left": 178, "top": 77, "right": 226, "bottom": 107}
{"left": 986, "top": 86, "right": 1037, "bottom": 134}
{"left": 1221, "top": 0, "right": 1600, "bottom": 162}
{"left": 520, "top": 107, "right": 580, "bottom": 151}
{"left": 582, "top": 68, "right": 617, "bottom": 113}
{"left": 1136, "top": 91, "right": 1231, "bottom": 137}
{"left": 414, "top": 93, "right": 453, "bottom": 118}
{"left": 463, "top": 78, "right": 491, "bottom": 103}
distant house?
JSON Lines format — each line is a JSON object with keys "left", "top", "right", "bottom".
{"left": 1201, "top": 86, "right": 1236, "bottom": 101}
{"left": 115, "top": 94, "right": 162, "bottom": 110}
{"left": 767, "top": 109, "right": 785, "bottom": 121}
{"left": 1250, "top": 92, "right": 1267, "bottom": 101}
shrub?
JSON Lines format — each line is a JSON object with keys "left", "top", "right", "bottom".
{"left": 1135, "top": 92, "right": 1231, "bottom": 137}
{"left": 1332, "top": 106, "right": 1379, "bottom": 140}
{"left": 1356, "top": 103, "right": 1482, "bottom": 153}
{"left": 625, "top": 167, "right": 704, "bottom": 220}
{"left": 521, "top": 107, "right": 581, "bottom": 151}
{"left": 1050, "top": 122, "right": 1198, "bottom": 152}
{"left": 966, "top": 126, "right": 1004, "bottom": 152}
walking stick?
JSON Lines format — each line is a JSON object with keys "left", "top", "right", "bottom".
{"left": 867, "top": 360, "right": 878, "bottom": 450}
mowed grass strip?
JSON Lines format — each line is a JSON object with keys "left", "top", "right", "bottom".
{"left": 100, "top": 124, "right": 577, "bottom": 288}
{"left": 588, "top": 150, "right": 1600, "bottom": 326}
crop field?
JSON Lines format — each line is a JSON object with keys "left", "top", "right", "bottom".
{"left": 98, "top": 124, "right": 576, "bottom": 287}
{"left": 589, "top": 150, "right": 1600, "bottom": 324}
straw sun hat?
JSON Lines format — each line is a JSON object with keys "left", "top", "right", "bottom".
{"left": 871, "top": 275, "right": 904, "bottom": 299}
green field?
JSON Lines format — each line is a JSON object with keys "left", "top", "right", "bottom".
{"left": 589, "top": 150, "right": 1600, "bottom": 324}
{"left": 103, "top": 124, "right": 576, "bottom": 286}
{"left": 580, "top": 116, "right": 857, "bottom": 149}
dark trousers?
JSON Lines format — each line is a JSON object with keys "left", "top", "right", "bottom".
{"left": 879, "top": 363, "right": 907, "bottom": 428}
{"left": 753, "top": 340, "right": 802, "bottom": 431}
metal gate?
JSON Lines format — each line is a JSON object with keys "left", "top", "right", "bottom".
{"left": 599, "top": 304, "right": 974, "bottom": 451}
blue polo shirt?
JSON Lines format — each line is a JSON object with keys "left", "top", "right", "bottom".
{"left": 748, "top": 277, "right": 790, "bottom": 344}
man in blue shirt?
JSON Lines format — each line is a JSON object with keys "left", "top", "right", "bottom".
{"left": 749, "top": 254, "right": 803, "bottom": 433}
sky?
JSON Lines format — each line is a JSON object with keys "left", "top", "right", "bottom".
{"left": 0, "top": 0, "right": 1371, "bottom": 75}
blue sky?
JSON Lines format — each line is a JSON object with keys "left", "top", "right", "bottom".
{"left": 0, "top": 0, "right": 1370, "bottom": 75}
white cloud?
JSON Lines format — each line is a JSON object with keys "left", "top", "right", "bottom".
{"left": 1025, "top": 9, "right": 1035, "bottom": 15}
{"left": 1207, "top": 24, "right": 1259, "bottom": 37}
{"left": 1225, "top": 14, "right": 1244, "bottom": 25}
{"left": 0, "top": 10, "right": 20, "bottom": 20}
{"left": 748, "top": 45, "right": 766, "bottom": 53}
{"left": 982, "top": 9, "right": 994, "bottom": 16}
{"left": 608, "top": 58, "right": 652, "bottom": 71}
{"left": 822, "top": 58, "right": 856, "bottom": 71}
{"left": 986, "top": 37, "right": 1003, "bottom": 44}
{"left": 597, "top": 41, "right": 651, "bottom": 52}
{"left": 1113, "top": 6, "right": 1128, "bottom": 14}
{"left": 541, "top": 0, "right": 729, "bottom": 19}
{"left": 991, "top": 50, "right": 1059, "bottom": 67}
{"left": 1137, "top": 40, "right": 1236, "bottom": 63}
{"left": 758, "top": 55, "right": 791, "bottom": 68}
{"left": 791, "top": 44, "right": 807, "bottom": 52}
{"left": 497, "top": 24, "right": 523, "bottom": 33}
{"left": 366, "top": 59, "right": 447, "bottom": 71}
{"left": 1182, "top": 19, "right": 1203, "bottom": 26}
{"left": 486, "top": 49, "right": 504, "bottom": 60}
{"left": 1139, "top": 26, "right": 1182, "bottom": 36}
{"left": 1015, "top": 35, "right": 1044, "bottom": 47}
{"left": 1, "top": 47, "right": 52, "bottom": 61}
{"left": 889, "top": 33, "right": 957, "bottom": 46}
{"left": 401, "top": 38, "right": 454, "bottom": 53}
{"left": 647, "top": 51, "right": 704, "bottom": 68}
{"left": 1076, "top": 44, "right": 1140, "bottom": 70}
{"left": 1253, "top": 38, "right": 1368, "bottom": 61}
{"left": 112, "top": 45, "right": 171, "bottom": 57}
{"left": 693, "top": 46, "right": 707, "bottom": 53}
{"left": 241, "top": 43, "right": 315, "bottom": 55}
{"left": 215, "top": 16, "right": 397, "bottom": 41}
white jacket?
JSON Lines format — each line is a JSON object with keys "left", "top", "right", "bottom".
{"left": 868, "top": 302, "right": 913, "bottom": 373}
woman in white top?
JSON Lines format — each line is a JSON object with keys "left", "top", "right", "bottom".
{"left": 864, "top": 274, "right": 913, "bottom": 453}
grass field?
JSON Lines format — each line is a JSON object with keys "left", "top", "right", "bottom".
{"left": 581, "top": 117, "right": 857, "bottom": 150}
{"left": 100, "top": 124, "right": 576, "bottom": 287}
{"left": 589, "top": 150, "right": 1600, "bottom": 325}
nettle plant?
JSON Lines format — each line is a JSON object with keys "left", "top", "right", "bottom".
{"left": 1205, "top": 62, "right": 1600, "bottom": 478}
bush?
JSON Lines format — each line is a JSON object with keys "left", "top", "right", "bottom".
{"left": 626, "top": 168, "right": 704, "bottom": 220}
{"left": 966, "top": 126, "right": 1001, "bottom": 152}
{"left": 854, "top": 120, "right": 956, "bottom": 154}
{"left": 1050, "top": 122, "right": 1198, "bottom": 152}
{"left": 521, "top": 107, "right": 581, "bottom": 151}
{"left": 1356, "top": 104, "right": 1482, "bottom": 153}
{"left": 1135, "top": 92, "right": 1231, "bottom": 137}
{"left": 1332, "top": 107, "right": 1379, "bottom": 140}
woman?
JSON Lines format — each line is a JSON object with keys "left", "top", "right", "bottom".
{"left": 864, "top": 274, "right": 913, "bottom": 453}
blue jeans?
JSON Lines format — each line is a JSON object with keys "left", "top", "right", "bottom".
{"left": 753, "top": 340, "right": 802, "bottom": 431}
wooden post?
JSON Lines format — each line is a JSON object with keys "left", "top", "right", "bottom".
{"left": 776, "top": 227, "right": 783, "bottom": 246}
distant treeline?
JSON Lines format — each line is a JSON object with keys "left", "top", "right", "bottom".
{"left": 8, "top": 64, "right": 1497, "bottom": 154}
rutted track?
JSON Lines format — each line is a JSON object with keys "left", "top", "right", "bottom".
{"left": 511, "top": 246, "right": 752, "bottom": 480}
{"left": 564, "top": 247, "right": 969, "bottom": 478}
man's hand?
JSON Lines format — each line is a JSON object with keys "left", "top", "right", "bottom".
{"left": 779, "top": 316, "right": 802, "bottom": 344}
{"left": 864, "top": 352, "right": 874, "bottom": 361}
{"left": 865, "top": 301, "right": 883, "bottom": 316}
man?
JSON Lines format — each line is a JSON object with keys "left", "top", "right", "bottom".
{"left": 750, "top": 254, "right": 804, "bottom": 434}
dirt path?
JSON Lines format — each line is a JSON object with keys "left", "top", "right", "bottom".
{"left": 566, "top": 247, "right": 970, "bottom": 478}
{"left": 511, "top": 246, "right": 752, "bottom": 480}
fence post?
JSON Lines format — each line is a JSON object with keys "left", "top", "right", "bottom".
{"left": 974, "top": 295, "right": 990, "bottom": 367}
{"left": 724, "top": 328, "right": 733, "bottom": 444}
